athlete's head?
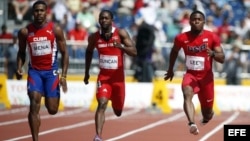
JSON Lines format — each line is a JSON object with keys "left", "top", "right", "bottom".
{"left": 32, "top": 0, "right": 48, "bottom": 24}
{"left": 189, "top": 10, "right": 205, "bottom": 33}
{"left": 99, "top": 10, "right": 114, "bottom": 30}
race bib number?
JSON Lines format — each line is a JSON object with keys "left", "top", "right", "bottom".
{"left": 99, "top": 55, "right": 118, "bottom": 69}
{"left": 186, "top": 55, "right": 205, "bottom": 70}
{"left": 30, "top": 41, "right": 52, "bottom": 56}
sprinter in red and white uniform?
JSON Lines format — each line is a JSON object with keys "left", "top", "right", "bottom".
{"left": 16, "top": 1, "right": 69, "bottom": 141}
{"left": 84, "top": 10, "right": 137, "bottom": 141}
{"left": 164, "top": 11, "right": 225, "bottom": 135}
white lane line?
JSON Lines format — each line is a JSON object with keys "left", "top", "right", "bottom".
{"left": 199, "top": 111, "right": 240, "bottom": 141}
{"left": 0, "top": 107, "right": 28, "bottom": 116}
{"left": 0, "top": 108, "right": 88, "bottom": 126}
{"left": 4, "top": 108, "right": 140, "bottom": 141}
{"left": 106, "top": 112, "right": 185, "bottom": 141}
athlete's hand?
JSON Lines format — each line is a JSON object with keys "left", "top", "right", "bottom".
{"left": 84, "top": 74, "right": 90, "bottom": 85}
{"left": 113, "top": 40, "right": 124, "bottom": 49}
{"left": 16, "top": 68, "right": 23, "bottom": 80}
{"left": 60, "top": 77, "right": 68, "bottom": 93}
{"left": 164, "top": 70, "right": 174, "bottom": 81}
{"left": 206, "top": 47, "right": 214, "bottom": 57}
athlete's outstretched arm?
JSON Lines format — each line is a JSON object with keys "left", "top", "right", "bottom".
{"left": 54, "top": 24, "right": 69, "bottom": 93}
{"left": 16, "top": 28, "right": 28, "bottom": 79}
{"left": 213, "top": 46, "right": 225, "bottom": 63}
{"left": 113, "top": 29, "right": 137, "bottom": 57}
{"left": 54, "top": 24, "right": 69, "bottom": 77}
{"left": 164, "top": 45, "right": 180, "bottom": 81}
{"left": 84, "top": 34, "right": 96, "bottom": 85}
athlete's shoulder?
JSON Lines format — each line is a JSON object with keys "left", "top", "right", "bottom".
{"left": 203, "top": 29, "right": 220, "bottom": 39}
{"left": 175, "top": 31, "right": 188, "bottom": 40}
{"left": 203, "top": 29, "right": 215, "bottom": 35}
{"left": 18, "top": 26, "right": 29, "bottom": 37}
{"left": 88, "top": 31, "right": 99, "bottom": 43}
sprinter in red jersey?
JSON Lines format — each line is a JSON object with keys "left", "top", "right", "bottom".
{"left": 84, "top": 10, "right": 137, "bottom": 141}
{"left": 16, "top": 1, "right": 69, "bottom": 141}
{"left": 164, "top": 11, "right": 225, "bottom": 135}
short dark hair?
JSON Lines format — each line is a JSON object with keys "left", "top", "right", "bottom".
{"left": 190, "top": 10, "right": 205, "bottom": 20}
{"left": 100, "top": 10, "right": 114, "bottom": 19}
{"left": 32, "top": 0, "right": 47, "bottom": 10}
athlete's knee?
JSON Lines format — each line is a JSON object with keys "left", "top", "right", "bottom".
{"left": 46, "top": 104, "right": 59, "bottom": 115}
{"left": 97, "top": 99, "right": 108, "bottom": 111}
{"left": 113, "top": 109, "right": 122, "bottom": 117}
{"left": 47, "top": 108, "right": 58, "bottom": 115}
{"left": 182, "top": 86, "right": 194, "bottom": 100}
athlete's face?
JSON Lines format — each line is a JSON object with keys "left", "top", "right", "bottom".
{"left": 99, "top": 12, "right": 112, "bottom": 30}
{"left": 32, "top": 4, "right": 47, "bottom": 24}
{"left": 189, "top": 13, "right": 205, "bottom": 32}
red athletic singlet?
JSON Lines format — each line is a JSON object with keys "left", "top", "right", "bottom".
{"left": 26, "top": 22, "right": 58, "bottom": 70}
{"left": 174, "top": 30, "right": 221, "bottom": 79}
{"left": 174, "top": 30, "right": 221, "bottom": 108}
{"left": 95, "top": 27, "right": 125, "bottom": 81}
{"left": 94, "top": 27, "right": 125, "bottom": 110}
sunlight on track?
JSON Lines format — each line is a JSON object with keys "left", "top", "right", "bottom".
{"left": 199, "top": 111, "right": 240, "bottom": 141}
{"left": 106, "top": 112, "right": 185, "bottom": 141}
{"left": 4, "top": 108, "right": 140, "bottom": 141}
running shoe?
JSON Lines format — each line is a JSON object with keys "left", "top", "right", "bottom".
{"left": 189, "top": 123, "right": 199, "bottom": 135}
{"left": 93, "top": 135, "right": 102, "bottom": 141}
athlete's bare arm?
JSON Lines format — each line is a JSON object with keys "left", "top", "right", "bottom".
{"left": 54, "top": 24, "right": 69, "bottom": 77}
{"left": 16, "top": 28, "right": 28, "bottom": 79}
{"left": 164, "top": 45, "right": 180, "bottom": 81}
{"left": 84, "top": 34, "right": 96, "bottom": 84}
{"left": 114, "top": 29, "right": 137, "bottom": 57}
{"left": 211, "top": 46, "right": 225, "bottom": 64}
{"left": 54, "top": 24, "right": 69, "bottom": 92}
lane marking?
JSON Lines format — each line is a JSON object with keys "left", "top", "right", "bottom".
{"left": 0, "top": 107, "right": 28, "bottom": 116}
{"left": 0, "top": 108, "right": 88, "bottom": 126}
{"left": 199, "top": 111, "right": 240, "bottom": 141}
{"left": 106, "top": 112, "right": 185, "bottom": 141}
{"left": 4, "top": 108, "right": 140, "bottom": 141}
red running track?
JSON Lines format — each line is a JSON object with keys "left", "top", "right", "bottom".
{"left": 0, "top": 106, "right": 249, "bottom": 141}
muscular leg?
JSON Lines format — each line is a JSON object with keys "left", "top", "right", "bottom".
{"left": 199, "top": 81, "right": 214, "bottom": 125}
{"left": 28, "top": 91, "right": 42, "bottom": 141}
{"left": 182, "top": 86, "right": 195, "bottom": 124}
{"left": 182, "top": 86, "right": 199, "bottom": 135}
{"left": 95, "top": 97, "right": 108, "bottom": 137}
{"left": 44, "top": 97, "right": 60, "bottom": 115}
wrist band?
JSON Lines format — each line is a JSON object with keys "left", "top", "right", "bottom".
{"left": 121, "top": 44, "right": 125, "bottom": 49}
{"left": 211, "top": 51, "right": 215, "bottom": 57}
{"left": 61, "top": 76, "right": 66, "bottom": 79}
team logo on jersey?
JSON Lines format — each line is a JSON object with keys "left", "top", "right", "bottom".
{"left": 53, "top": 70, "right": 59, "bottom": 76}
{"left": 112, "top": 36, "right": 119, "bottom": 40}
{"left": 188, "top": 43, "right": 206, "bottom": 53}
{"left": 46, "top": 30, "right": 52, "bottom": 35}
{"left": 203, "top": 38, "right": 208, "bottom": 42}
{"left": 97, "top": 39, "right": 102, "bottom": 43}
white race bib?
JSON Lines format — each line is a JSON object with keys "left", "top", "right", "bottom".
{"left": 186, "top": 55, "right": 205, "bottom": 70}
{"left": 30, "top": 41, "right": 52, "bottom": 56}
{"left": 99, "top": 54, "right": 118, "bottom": 69}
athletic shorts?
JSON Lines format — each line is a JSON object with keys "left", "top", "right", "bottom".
{"left": 182, "top": 72, "right": 214, "bottom": 108}
{"left": 27, "top": 68, "right": 60, "bottom": 98}
{"left": 96, "top": 79, "right": 125, "bottom": 110}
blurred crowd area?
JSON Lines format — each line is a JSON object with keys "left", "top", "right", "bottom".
{"left": 1, "top": 0, "right": 250, "bottom": 83}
